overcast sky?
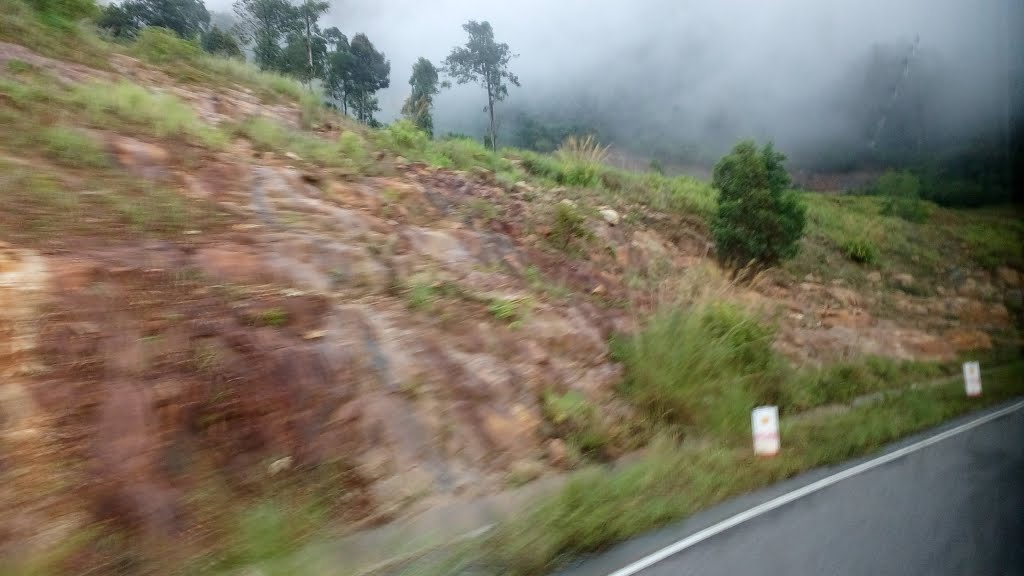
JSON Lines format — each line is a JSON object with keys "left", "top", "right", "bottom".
{"left": 209, "top": 0, "right": 1021, "bottom": 161}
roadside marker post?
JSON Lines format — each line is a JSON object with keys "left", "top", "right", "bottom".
{"left": 963, "top": 361, "right": 982, "bottom": 397}
{"left": 752, "top": 406, "right": 780, "bottom": 456}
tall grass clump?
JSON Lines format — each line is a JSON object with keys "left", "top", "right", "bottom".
{"left": 613, "top": 301, "right": 782, "bottom": 435}
{"left": 73, "top": 80, "right": 227, "bottom": 149}
{"left": 131, "top": 26, "right": 201, "bottom": 65}
{"left": 557, "top": 134, "right": 610, "bottom": 164}
{"left": 41, "top": 125, "right": 109, "bottom": 167}
{"left": 196, "top": 55, "right": 307, "bottom": 101}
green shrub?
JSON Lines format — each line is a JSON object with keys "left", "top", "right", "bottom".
{"left": 876, "top": 170, "right": 928, "bottom": 223}
{"left": 542, "top": 390, "right": 607, "bottom": 456}
{"left": 488, "top": 297, "right": 529, "bottom": 326}
{"left": 42, "top": 126, "right": 108, "bottom": 168}
{"left": 711, "top": 141, "right": 807, "bottom": 271}
{"left": 841, "top": 238, "right": 877, "bottom": 265}
{"left": 25, "top": 0, "right": 98, "bottom": 28}
{"left": 132, "top": 27, "right": 202, "bottom": 65}
{"left": 550, "top": 201, "right": 591, "bottom": 252}
{"left": 378, "top": 119, "right": 429, "bottom": 156}
{"left": 561, "top": 162, "right": 599, "bottom": 187}
{"left": 338, "top": 131, "right": 368, "bottom": 168}
{"left": 613, "top": 302, "right": 782, "bottom": 434}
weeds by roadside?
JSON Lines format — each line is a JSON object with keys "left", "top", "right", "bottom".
{"left": 484, "top": 362, "right": 1024, "bottom": 576}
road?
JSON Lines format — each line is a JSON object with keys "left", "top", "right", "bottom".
{"left": 558, "top": 400, "right": 1024, "bottom": 576}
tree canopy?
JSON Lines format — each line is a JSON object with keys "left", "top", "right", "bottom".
{"left": 444, "top": 20, "right": 519, "bottom": 150}
{"left": 401, "top": 57, "right": 442, "bottom": 136}
{"left": 99, "top": 0, "right": 210, "bottom": 39}
{"left": 711, "top": 141, "right": 807, "bottom": 272}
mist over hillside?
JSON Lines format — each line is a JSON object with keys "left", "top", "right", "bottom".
{"left": 209, "top": 0, "right": 1023, "bottom": 168}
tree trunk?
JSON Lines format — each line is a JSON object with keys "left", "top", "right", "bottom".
{"left": 486, "top": 77, "right": 496, "bottom": 151}
{"left": 305, "top": 11, "right": 313, "bottom": 88}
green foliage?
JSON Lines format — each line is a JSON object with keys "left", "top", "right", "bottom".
{"left": 405, "top": 281, "right": 437, "bottom": 311}
{"left": 429, "top": 137, "right": 510, "bottom": 172}
{"left": 346, "top": 33, "right": 391, "bottom": 124}
{"left": 132, "top": 26, "right": 202, "bottom": 64}
{"left": 488, "top": 362, "right": 1024, "bottom": 576}
{"left": 378, "top": 119, "right": 428, "bottom": 155}
{"left": 613, "top": 302, "right": 781, "bottom": 434}
{"left": 233, "top": 0, "right": 300, "bottom": 72}
{"left": 780, "top": 357, "right": 945, "bottom": 411}
{"left": 25, "top": 0, "right": 97, "bottom": 28}
{"left": 41, "top": 126, "right": 109, "bottom": 168}
{"left": 542, "top": 390, "right": 607, "bottom": 457}
{"left": 99, "top": 0, "right": 209, "bottom": 39}
{"left": 201, "top": 25, "right": 243, "bottom": 58}
{"left": 711, "top": 140, "right": 807, "bottom": 271}
{"left": 550, "top": 201, "right": 591, "bottom": 252}
{"left": 197, "top": 55, "right": 306, "bottom": 101}
{"left": 255, "top": 308, "right": 288, "bottom": 327}
{"left": 841, "top": 237, "right": 877, "bottom": 265}
{"left": 73, "top": 80, "right": 227, "bottom": 149}
{"left": 488, "top": 297, "right": 529, "bottom": 326}
{"left": 444, "top": 20, "right": 519, "bottom": 150}
{"left": 876, "top": 171, "right": 928, "bottom": 223}
{"left": 401, "top": 57, "right": 442, "bottom": 137}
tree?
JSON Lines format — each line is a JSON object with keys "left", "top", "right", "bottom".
{"left": 99, "top": 0, "right": 209, "bottom": 39}
{"left": 323, "top": 28, "right": 353, "bottom": 114}
{"left": 346, "top": 33, "right": 390, "bottom": 124}
{"left": 233, "top": 0, "right": 300, "bottom": 71}
{"left": 401, "top": 57, "right": 443, "bottom": 136}
{"left": 711, "top": 141, "right": 807, "bottom": 272}
{"left": 296, "top": 0, "right": 329, "bottom": 85}
{"left": 201, "top": 25, "right": 242, "bottom": 58}
{"left": 444, "top": 20, "right": 519, "bottom": 150}
{"left": 98, "top": 2, "right": 140, "bottom": 38}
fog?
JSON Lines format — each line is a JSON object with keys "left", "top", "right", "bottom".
{"left": 209, "top": 0, "right": 1021, "bottom": 167}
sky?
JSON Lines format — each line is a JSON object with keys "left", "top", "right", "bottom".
{"left": 208, "top": 0, "right": 1021, "bottom": 164}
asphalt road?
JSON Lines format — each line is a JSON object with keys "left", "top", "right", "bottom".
{"left": 559, "top": 401, "right": 1024, "bottom": 576}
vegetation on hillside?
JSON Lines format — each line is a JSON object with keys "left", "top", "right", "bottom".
{"left": 0, "top": 0, "right": 1021, "bottom": 574}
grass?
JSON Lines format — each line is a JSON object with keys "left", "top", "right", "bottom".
{"left": 255, "top": 308, "right": 289, "bottom": 328}
{"left": 197, "top": 55, "right": 307, "bottom": 102}
{"left": 488, "top": 297, "right": 530, "bottom": 326}
{"left": 557, "top": 134, "right": 611, "bottom": 165}
{"left": 73, "top": 80, "right": 228, "bottom": 149}
{"left": 613, "top": 302, "right": 783, "bottom": 436}
{"left": 786, "top": 194, "right": 1022, "bottom": 297}
{"left": 41, "top": 125, "right": 109, "bottom": 167}
{"left": 0, "top": 160, "right": 221, "bottom": 243}
{"left": 542, "top": 390, "right": 608, "bottom": 457}
{"left": 236, "top": 116, "right": 368, "bottom": 172}
{"left": 0, "top": 0, "right": 109, "bottom": 67}
{"left": 484, "top": 361, "right": 1024, "bottom": 575}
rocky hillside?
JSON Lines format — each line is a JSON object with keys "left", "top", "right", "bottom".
{"left": 1, "top": 17, "right": 1021, "bottom": 574}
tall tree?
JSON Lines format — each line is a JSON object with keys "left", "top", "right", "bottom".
{"left": 444, "top": 21, "right": 519, "bottom": 150}
{"left": 347, "top": 33, "right": 390, "bottom": 124}
{"left": 233, "top": 0, "right": 300, "bottom": 71}
{"left": 296, "top": 0, "right": 329, "bottom": 85}
{"left": 202, "top": 25, "right": 243, "bottom": 58}
{"left": 401, "top": 57, "right": 443, "bottom": 136}
{"left": 323, "top": 28, "right": 353, "bottom": 114}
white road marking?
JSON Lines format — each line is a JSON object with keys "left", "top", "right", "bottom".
{"left": 606, "top": 400, "right": 1024, "bottom": 576}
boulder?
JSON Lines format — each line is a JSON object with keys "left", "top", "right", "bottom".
{"left": 892, "top": 273, "right": 915, "bottom": 290}
{"left": 599, "top": 208, "right": 621, "bottom": 226}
